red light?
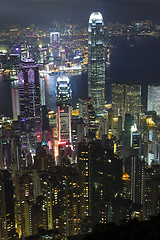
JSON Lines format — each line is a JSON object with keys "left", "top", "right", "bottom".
{"left": 58, "top": 141, "right": 66, "bottom": 145}
{"left": 37, "top": 132, "right": 41, "bottom": 139}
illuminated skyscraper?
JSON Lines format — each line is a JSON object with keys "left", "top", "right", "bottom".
{"left": 11, "top": 80, "right": 20, "bottom": 121}
{"left": 56, "top": 76, "right": 72, "bottom": 144}
{"left": 147, "top": 85, "right": 160, "bottom": 116}
{"left": 125, "top": 84, "right": 141, "bottom": 125}
{"left": 79, "top": 98, "right": 97, "bottom": 141}
{"left": 50, "top": 32, "right": 60, "bottom": 58}
{"left": 18, "top": 59, "right": 42, "bottom": 159}
{"left": 50, "top": 32, "right": 60, "bottom": 44}
{"left": 77, "top": 143, "right": 91, "bottom": 220}
{"left": 88, "top": 12, "right": 105, "bottom": 116}
{"left": 39, "top": 168, "right": 81, "bottom": 238}
{"left": 111, "top": 83, "right": 141, "bottom": 125}
{"left": 112, "top": 83, "right": 125, "bottom": 120}
{"left": 40, "top": 77, "right": 46, "bottom": 106}
{"left": 20, "top": 43, "right": 30, "bottom": 61}
{"left": 130, "top": 124, "right": 141, "bottom": 157}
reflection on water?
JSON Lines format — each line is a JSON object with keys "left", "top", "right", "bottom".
{"left": 0, "top": 72, "right": 88, "bottom": 117}
{"left": 45, "top": 72, "right": 88, "bottom": 111}
{"left": 1, "top": 37, "right": 160, "bottom": 116}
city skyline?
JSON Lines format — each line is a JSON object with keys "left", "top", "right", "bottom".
{"left": 1, "top": 6, "right": 160, "bottom": 239}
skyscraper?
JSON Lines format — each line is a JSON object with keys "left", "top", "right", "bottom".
{"left": 0, "top": 170, "right": 16, "bottom": 240}
{"left": 88, "top": 12, "right": 105, "bottom": 116}
{"left": 77, "top": 142, "right": 91, "bottom": 228}
{"left": 112, "top": 83, "right": 125, "bottom": 120}
{"left": 125, "top": 84, "right": 141, "bottom": 124}
{"left": 11, "top": 80, "right": 20, "bottom": 121}
{"left": 56, "top": 75, "right": 72, "bottom": 144}
{"left": 18, "top": 59, "right": 42, "bottom": 159}
{"left": 147, "top": 85, "right": 160, "bottom": 116}
{"left": 79, "top": 98, "right": 97, "bottom": 141}
{"left": 50, "top": 32, "right": 60, "bottom": 58}
{"left": 111, "top": 83, "right": 141, "bottom": 126}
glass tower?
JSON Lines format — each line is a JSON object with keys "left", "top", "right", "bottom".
{"left": 112, "top": 83, "right": 125, "bottom": 120}
{"left": 147, "top": 85, "right": 160, "bottom": 116}
{"left": 56, "top": 76, "right": 72, "bottom": 144}
{"left": 125, "top": 84, "right": 141, "bottom": 125}
{"left": 11, "top": 80, "right": 20, "bottom": 121}
{"left": 111, "top": 83, "right": 141, "bottom": 126}
{"left": 88, "top": 12, "right": 105, "bottom": 116}
{"left": 18, "top": 59, "right": 42, "bottom": 158}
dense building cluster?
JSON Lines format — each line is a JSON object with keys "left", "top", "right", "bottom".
{"left": 1, "top": 12, "right": 160, "bottom": 240}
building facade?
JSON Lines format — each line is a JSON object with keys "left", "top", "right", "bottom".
{"left": 147, "top": 85, "right": 160, "bottom": 116}
{"left": 88, "top": 12, "right": 105, "bottom": 116}
{"left": 18, "top": 59, "right": 42, "bottom": 160}
{"left": 112, "top": 83, "right": 141, "bottom": 126}
{"left": 56, "top": 76, "right": 72, "bottom": 144}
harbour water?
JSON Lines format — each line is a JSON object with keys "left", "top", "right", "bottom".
{"left": 44, "top": 72, "right": 88, "bottom": 111}
{"left": 1, "top": 36, "right": 160, "bottom": 117}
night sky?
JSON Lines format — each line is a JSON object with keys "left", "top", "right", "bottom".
{"left": 1, "top": 0, "right": 160, "bottom": 25}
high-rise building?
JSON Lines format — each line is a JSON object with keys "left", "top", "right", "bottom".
{"left": 77, "top": 143, "right": 91, "bottom": 220}
{"left": 20, "top": 43, "right": 30, "bottom": 61}
{"left": 34, "top": 146, "right": 54, "bottom": 171}
{"left": 50, "top": 32, "right": 60, "bottom": 44}
{"left": 39, "top": 168, "right": 81, "bottom": 238}
{"left": 112, "top": 83, "right": 125, "bottom": 120}
{"left": 0, "top": 129, "right": 3, "bottom": 170}
{"left": 79, "top": 98, "right": 97, "bottom": 141}
{"left": 0, "top": 170, "right": 16, "bottom": 240}
{"left": 71, "top": 118, "right": 84, "bottom": 149}
{"left": 125, "top": 84, "right": 141, "bottom": 124}
{"left": 56, "top": 75, "right": 72, "bottom": 145}
{"left": 88, "top": 140, "right": 123, "bottom": 227}
{"left": 111, "top": 83, "right": 141, "bottom": 126}
{"left": 50, "top": 32, "right": 60, "bottom": 58}
{"left": 18, "top": 59, "right": 42, "bottom": 160}
{"left": 40, "top": 77, "right": 46, "bottom": 106}
{"left": 147, "top": 85, "right": 160, "bottom": 116}
{"left": 143, "top": 167, "right": 155, "bottom": 220}
{"left": 88, "top": 12, "right": 105, "bottom": 116}
{"left": 11, "top": 80, "right": 20, "bottom": 121}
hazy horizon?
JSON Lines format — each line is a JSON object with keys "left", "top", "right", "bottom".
{"left": 1, "top": 0, "right": 160, "bottom": 26}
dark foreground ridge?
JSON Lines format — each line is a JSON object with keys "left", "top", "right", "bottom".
{"left": 25, "top": 214, "right": 160, "bottom": 240}
{"left": 82, "top": 215, "right": 160, "bottom": 240}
